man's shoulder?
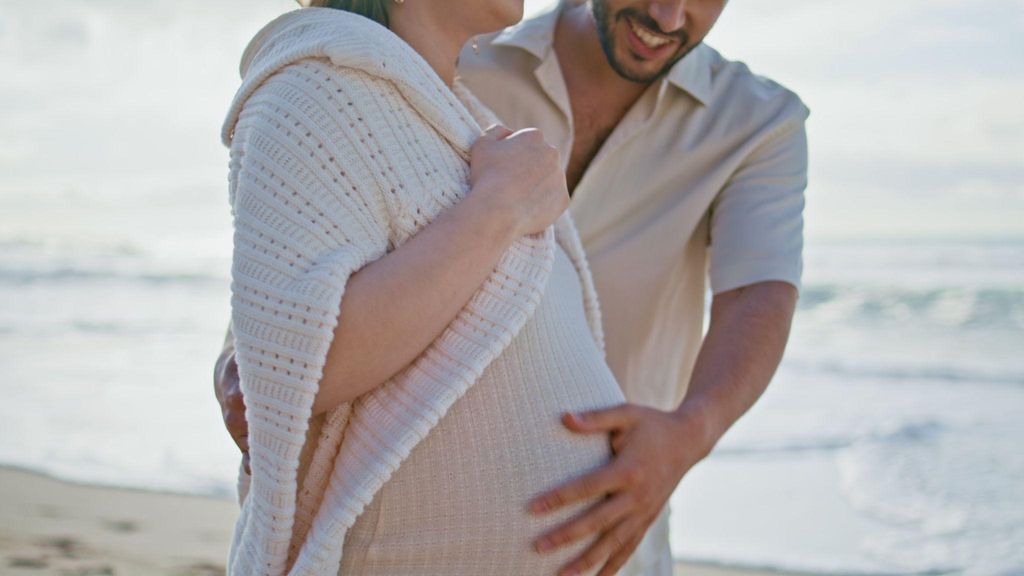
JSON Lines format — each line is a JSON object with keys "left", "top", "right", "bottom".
{"left": 700, "top": 44, "right": 810, "bottom": 129}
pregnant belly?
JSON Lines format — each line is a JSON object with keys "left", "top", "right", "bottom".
{"left": 339, "top": 247, "right": 627, "bottom": 574}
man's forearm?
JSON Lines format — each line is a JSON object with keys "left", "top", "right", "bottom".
{"left": 672, "top": 280, "right": 798, "bottom": 458}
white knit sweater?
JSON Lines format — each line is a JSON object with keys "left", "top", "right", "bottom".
{"left": 221, "top": 8, "right": 605, "bottom": 575}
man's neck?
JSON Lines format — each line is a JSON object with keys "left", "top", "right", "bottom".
{"left": 553, "top": 3, "right": 649, "bottom": 107}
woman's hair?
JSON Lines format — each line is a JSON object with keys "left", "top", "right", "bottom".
{"left": 298, "top": 0, "right": 390, "bottom": 28}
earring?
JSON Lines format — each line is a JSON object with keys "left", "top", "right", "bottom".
{"left": 472, "top": 36, "right": 480, "bottom": 55}
{"left": 393, "top": 0, "right": 404, "bottom": 3}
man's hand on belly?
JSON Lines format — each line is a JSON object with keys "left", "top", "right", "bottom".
{"left": 525, "top": 403, "right": 706, "bottom": 576}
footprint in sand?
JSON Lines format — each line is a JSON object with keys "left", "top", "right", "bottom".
{"left": 7, "top": 555, "right": 49, "bottom": 569}
{"left": 178, "top": 561, "right": 225, "bottom": 575}
{"left": 101, "top": 519, "right": 138, "bottom": 533}
{"left": 36, "top": 535, "right": 86, "bottom": 558}
{"left": 61, "top": 566, "right": 115, "bottom": 575}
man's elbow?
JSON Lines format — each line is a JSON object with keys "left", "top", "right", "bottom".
{"left": 712, "top": 280, "right": 798, "bottom": 335}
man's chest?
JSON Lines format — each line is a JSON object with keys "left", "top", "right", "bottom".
{"left": 566, "top": 110, "right": 617, "bottom": 195}
{"left": 458, "top": 58, "right": 742, "bottom": 249}
{"left": 564, "top": 90, "right": 637, "bottom": 195}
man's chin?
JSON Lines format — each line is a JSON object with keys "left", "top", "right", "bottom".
{"left": 612, "top": 39, "right": 696, "bottom": 84}
{"left": 612, "top": 50, "right": 674, "bottom": 83}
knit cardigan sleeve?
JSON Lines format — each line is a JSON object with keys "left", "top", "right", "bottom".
{"left": 226, "top": 60, "right": 407, "bottom": 573}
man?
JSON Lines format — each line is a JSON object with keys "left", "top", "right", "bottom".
{"left": 213, "top": 0, "right": 808, "bottom": 574}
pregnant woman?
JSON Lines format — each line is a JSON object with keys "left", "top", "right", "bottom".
{"left": 217, "top": 1, "right": 626, "bottom": 574}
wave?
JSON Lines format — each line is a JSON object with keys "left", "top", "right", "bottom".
{"left": 0, "top": 234, "right": 228, "bottom": 286}
{"left": 0, "top": 267, "right": 226, "bottom": 286}
{"left": 0, "top": 319, "right": 206, "bottom": 338}
{"left": 798, "top": 285, "right": 1024, "bottom": 330}
{"left": 0, "top": 236, "right": 146, "bottom": 256}
{"left": 835, "top": 418, "right": 1024, "bottom": 575}
{"left": 715, "top": 420, "right": 948, "bottom": 458}
{"left": 782, "top": 359, "right": 1024, "bottom": 388}
{"left": 674, "top": 555, "right": 951, "bottom": 576}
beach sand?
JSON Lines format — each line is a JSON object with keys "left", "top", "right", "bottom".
{"left": 0, "top": 464, "right": 791, "bottom": 576}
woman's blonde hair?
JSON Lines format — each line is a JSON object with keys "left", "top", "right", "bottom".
{"left": 298, "top": 0, "right": 390, "bottom": 28}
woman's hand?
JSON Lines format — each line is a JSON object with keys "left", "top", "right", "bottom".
{"left": 469, "top": 124, "right": 569, "bottom": 237}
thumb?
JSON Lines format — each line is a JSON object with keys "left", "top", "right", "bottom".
{"left": 480, "top": 123, "right": 514, "bottom": 141}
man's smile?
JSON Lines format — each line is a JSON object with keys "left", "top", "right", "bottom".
{"left": 622, "top": 14, "right": 680, "bottom": 59}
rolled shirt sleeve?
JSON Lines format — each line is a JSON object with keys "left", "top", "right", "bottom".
{"left": 707, "top": 108, "right": 809, "bottom": 296}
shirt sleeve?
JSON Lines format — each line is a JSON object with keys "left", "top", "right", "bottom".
{"left": 707, "top": 107, "right": 809, "bottom": 296}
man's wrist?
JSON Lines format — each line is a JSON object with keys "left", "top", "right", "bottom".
{"left": 671, "top": 395, "right": 723, "bottom": 463}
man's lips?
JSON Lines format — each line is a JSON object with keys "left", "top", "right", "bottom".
{"left": 623, "top": 15, "right": 678, "bottom": 60}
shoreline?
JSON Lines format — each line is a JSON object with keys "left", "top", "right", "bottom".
{"left": 0, "top": 463, "right": 799, "bottom": 576}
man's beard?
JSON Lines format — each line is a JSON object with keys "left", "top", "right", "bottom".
{"left": 591, "top": 0, "right": 696, "bottom": 84}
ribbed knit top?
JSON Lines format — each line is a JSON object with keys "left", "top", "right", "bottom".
{"left": 221, "top": 8, "right": 607, "bottom": 575}
{"left": 337, "top": 241, "right": 626, "bottom": 574}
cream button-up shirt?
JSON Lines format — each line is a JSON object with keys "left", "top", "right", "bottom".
{"left": 456, "top": 3, "right": 810, "bottom": 574}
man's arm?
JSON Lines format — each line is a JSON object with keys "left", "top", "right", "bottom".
{"left": 684, "top": 105, "right": 808, "bottom": 447}
{"left": 522, "top": 281, "right": 798, "bottom": 575}
{"left": 523, "top": 106, "right": 809, "bottom": 576}
{"left": 672, "top": 279, "right": 797, "bottom": 461}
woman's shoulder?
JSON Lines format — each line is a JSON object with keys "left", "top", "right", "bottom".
{"left": 229, "top": 58, "right": 407, "bottom": 144}
{"left": 224, "top": 8, "right": 476, "bottom": 148}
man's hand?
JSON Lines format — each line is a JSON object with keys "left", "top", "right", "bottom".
{"left": 526, "top": 403, "right": 711, "bottom": 576}
{"left": 526, "top": 280, "right": 796, "bottom": 575}
{"left": 213, "top": 346, "right": 250, "bottom": 475}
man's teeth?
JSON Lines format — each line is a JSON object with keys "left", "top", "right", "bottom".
{"left": 629, "top": 19, "right": 671, "bottom": 49}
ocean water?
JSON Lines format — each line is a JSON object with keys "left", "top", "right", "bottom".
{"left": 670, "top": 241, "right": 1024, "bottom": 575}
{"left": 2, "top": 0, "right": 1022, "bottom": 574}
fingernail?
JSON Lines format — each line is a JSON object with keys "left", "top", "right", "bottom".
{"left": 529, "top": 499, "right": 547, "bottom": 513}
{"left": 535, "top": 538, "right": 552, "bottom": 552}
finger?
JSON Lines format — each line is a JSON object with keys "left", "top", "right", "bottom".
{"left": 563, "top": 403, "right": 636, "bottom": 433}
{"left": 213, "top": 350, "right": 237, "bottom": 403}
{"left": 223, "top": 361, "right": 241, "bottom": 397}
{"left": 224, "top": 398, "right": 248, "bottom": 436}
{"left": 225, "top": 384, "right": 245, "bottom": 412}
{"left": 528, "top": 462, "right": 626, "bottom": 514}
{"left": 557, "top": 516, "right": 640, "bottom": 576}
{"left": 224, "top": 351, "right": 239, "bottom": 379}
{"left": 236, "top": 433, "right": 249, "bottom": 454}
{"left": 595, "top": 529, "right": 645, "bottom": 576}
{"left": 223, "top": 368, "right": 247, "bottom": 425}
{"left": 480, "top": 123, "right": 514, "bottom": 140}
{"left": 508, "top": 127, "right": 546, "bottom": 143}
{"left": 534, "top": 492, "right": 633, "bottom": 553}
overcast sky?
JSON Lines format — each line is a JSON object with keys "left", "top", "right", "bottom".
{"left": 1, "top": 0, "right": 1021, "bottom": 240}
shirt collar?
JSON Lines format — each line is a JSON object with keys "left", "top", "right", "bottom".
{"left": 664, "top": 43, "right": 712, "bottom": 106}
{"left": 491, "top": 0, "right": 562, "bottom": 60}
{"left": 491, "top": 1, "right": 713, "bottom": 106}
